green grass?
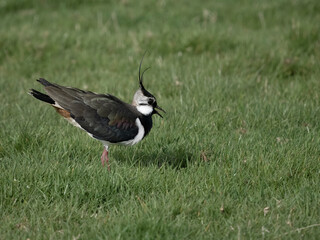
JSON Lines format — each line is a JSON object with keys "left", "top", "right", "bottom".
{"left": 1, "top": 0, "right": 320, "bottom": 239}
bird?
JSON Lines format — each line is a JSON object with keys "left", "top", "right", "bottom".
{"left": 29, "top": 56, "right": 165, "bottom": 170}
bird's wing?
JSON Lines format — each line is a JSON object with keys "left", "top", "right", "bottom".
{"left": 39, "top": 79, "right": 140, "bottom": 143}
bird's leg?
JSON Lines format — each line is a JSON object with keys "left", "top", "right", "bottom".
{"left": 105, "top": 150, "right": 110, "bottom": 171}
{"left": 100, "top": 150, "right": 106, "bottom": 166}
{"left": 101, "top": 146, "right": 110, "bottom": 171}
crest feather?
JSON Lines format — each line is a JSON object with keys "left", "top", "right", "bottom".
{"left": 139, "top": 51, "right": 150, "bottom": 90}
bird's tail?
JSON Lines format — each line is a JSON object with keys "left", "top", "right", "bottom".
{"left": 29, "top": 89, "right": 55, "bottom": 104}
{"left": 37, "top": 78, "right": 54, "bottom": 87}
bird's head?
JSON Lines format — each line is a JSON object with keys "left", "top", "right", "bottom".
{"left": 132, "top": 54, "right": 165, "bottom": 118}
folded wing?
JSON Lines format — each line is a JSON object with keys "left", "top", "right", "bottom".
{"left": 38, "top": 78, "right": 140, "bottom": 143}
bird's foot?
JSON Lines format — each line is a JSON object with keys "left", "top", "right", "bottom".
{"left": 101, "top": 148, "right": 110, "bottom": 171}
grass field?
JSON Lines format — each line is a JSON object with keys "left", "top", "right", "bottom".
{"left": 1, "top": 0, "right": 320, "bottom": 239}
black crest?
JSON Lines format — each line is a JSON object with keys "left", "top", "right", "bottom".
{"left": 138, "top": 52, "right": 153, "bottom": 98}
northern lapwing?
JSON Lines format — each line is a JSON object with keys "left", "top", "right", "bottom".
{"left": 29, "top": 57, "right": 165, "bottom": 170}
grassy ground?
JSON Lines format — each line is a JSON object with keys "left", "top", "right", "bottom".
{"left": 1, "top": 0, "right": 320, "bottom": 239}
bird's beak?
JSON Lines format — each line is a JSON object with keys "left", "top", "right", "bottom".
{"left": 155, "top": 105, "right": 166, "bottom": 113}
{"left": 154, "top": 105, "right": 166, "bottom": 118}
{"left": 153, "top": 110, "right": 163, "bottom": 118}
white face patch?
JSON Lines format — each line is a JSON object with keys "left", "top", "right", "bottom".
{"left": 137, "top": 105, "right": 153, "bottom": 116}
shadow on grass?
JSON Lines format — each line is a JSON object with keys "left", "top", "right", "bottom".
{"left": 8, "top": 128, "right": 197, "bottom": 170}
{"left": 115, "top": 146, "right": 196, "bottom": 170}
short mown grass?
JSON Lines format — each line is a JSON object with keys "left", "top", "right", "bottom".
{"left": 1, "top": 0, "right": 320, "bottom": 239}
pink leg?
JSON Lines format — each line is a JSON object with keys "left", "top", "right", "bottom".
{"left": 100, "top": 147, "right": 110, "bottom": 171}
{"left": 105, "top": 150, "right": 110, "bottom": 171}
{"left": 100, "top": 149, "right": 106, "bottom": 166}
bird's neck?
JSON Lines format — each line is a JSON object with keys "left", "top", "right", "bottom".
{"left": 139, "top": 115, "right": 153, "bottom": 138}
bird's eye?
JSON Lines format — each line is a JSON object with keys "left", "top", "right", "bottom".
{"left": 148, "top": 98, "right": 155, "bottom": 105}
